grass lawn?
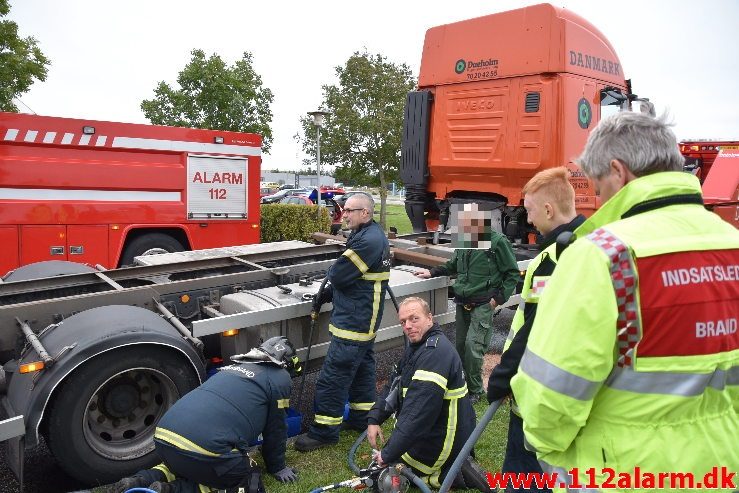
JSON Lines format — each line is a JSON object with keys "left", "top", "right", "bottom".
{"left": 261, "top": 399, "right": 511, "bottom": 492}
{"left": 374, "top": 203, "right": 413, "bottom": 235}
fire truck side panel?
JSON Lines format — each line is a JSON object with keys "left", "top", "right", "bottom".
{"left": 701, "top": 151, "right": 739, "bottom": 228}
{"left": 0, "top": 112, "right": 262, "bottom": 273}
{"left": 19, "top": 225, "right": 66, "bottom": 266}
{"left": 0, "top": 227, "right": 20, "bottom": 268}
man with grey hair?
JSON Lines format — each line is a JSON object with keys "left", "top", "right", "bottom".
{"left": 510, "top": 111, "right": 739, "bottom": 490}
{"left": 295, "top": 192, "right": 392, "bottom": 452}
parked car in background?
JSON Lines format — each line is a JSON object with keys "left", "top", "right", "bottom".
{"left": 278, "top": 194, "right": 343, "bottom": 234}
{"left": 334, "top": 190, "right": 372, "bottom": 209}
{"left": 260, "top": 186, "right": 279, "bottom": 198}
{"left": 261, "top": 188, "right": 311, "bottom": 204}
{"left": 319, "top": 184, "right": 345, "bottom": 195}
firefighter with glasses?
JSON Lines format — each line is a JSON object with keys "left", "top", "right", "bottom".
{"left": 295, "top": 192, "right": 391, "bottom": 451}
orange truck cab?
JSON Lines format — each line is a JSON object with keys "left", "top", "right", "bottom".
{"left": 401, "top": 3, "right": 650, "bottom": 239}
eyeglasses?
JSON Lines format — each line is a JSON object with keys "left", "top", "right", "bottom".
{"left": 342, "top": 208, "right": 366, "bottom": 214}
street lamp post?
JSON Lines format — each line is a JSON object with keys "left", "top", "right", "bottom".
{"left": 308, "top": 110, "right": 330, "bottom": 207}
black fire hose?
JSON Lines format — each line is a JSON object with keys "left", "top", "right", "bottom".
{"left": 296, "top": 276, "right": 330, "bottom": 411}
{"left": 386, "top": 285, "right": 399, "bottom": 313}
{"left": 437, "top": 398, "right": 504, "bottom": 493}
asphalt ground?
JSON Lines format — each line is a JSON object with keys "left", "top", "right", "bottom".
{"left": 0, "top": 304, "right": 514, "bottom": 493}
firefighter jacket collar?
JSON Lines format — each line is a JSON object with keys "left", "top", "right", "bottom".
{"left": 577, "top": 171, "right": 703, "bottom": 237}
{"left": 537, "top": 214, "right": 586, "bottom": 250}
{"left": 409, "top": 322, "right": 442, "bottom": 348}
{"left": 348, "top": 218, "right": 377, "bottom": 236}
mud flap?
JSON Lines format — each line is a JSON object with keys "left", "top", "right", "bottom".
{"left": 1, "top": 411, "right": 25, "bottom": 492}
{"left": 5, "top": 432, "right": 24, "bottom": 492}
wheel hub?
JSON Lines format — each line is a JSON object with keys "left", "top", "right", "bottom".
{"left": 99, "top": 377, "right": 140, "bottom": 418}
{"left": 84, "top": 368, "right": 179, "bottom": 460}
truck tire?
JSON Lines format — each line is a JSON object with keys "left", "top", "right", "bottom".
{"left": 2, "top": 260, "right": 96, "bottom": 282}
{"left": 45, "top": 345, "right": 200, "bottom": 485}
{"left": 120, "top": 233, "right": 184, "bottom": 266}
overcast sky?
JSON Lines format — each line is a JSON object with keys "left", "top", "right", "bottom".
{"left": 8, "top": 0, "right": 739, "bottom": 171}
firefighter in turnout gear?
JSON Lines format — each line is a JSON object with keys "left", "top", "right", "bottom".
{"left": 295, "top": 192, "right": 391, "bottom": 451}
{"left": 416, "top": 204, "right": 519, "bottom": 402}
{"left": 486, "top": 167, "right": 585, "bottom": 492}
{"left": 365, "top": 297, "right": 483, "bottom": 489}
{"left": 511, "top": 112, "right": 739, "bottom": 492}
{"left": 105, "top": 336, "right": 302, "bottom": 493}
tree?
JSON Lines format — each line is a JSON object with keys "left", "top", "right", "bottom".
{"left": 0, "top": 0, "right": 50, "bottom": 112}
{"left": 300, "top": 51, "right": 416, "bottom": 229}
{"left": 141, "top": 49, "right": 274, "bottom": 152}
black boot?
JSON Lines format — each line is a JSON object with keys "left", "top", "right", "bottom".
{"left": 99, "top": 476, "right": 149, "bottom": 493}
{"left": 294, "top": 434, "right": 337, "bottom": 452}
{"left": 460, "top": 456, "right": 496, "bottom": 492}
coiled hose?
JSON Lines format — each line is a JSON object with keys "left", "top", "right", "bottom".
{"left": 347, "top": 430, "right": 431, "bottom": 493}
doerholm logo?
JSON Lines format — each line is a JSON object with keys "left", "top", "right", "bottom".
{"left": 455, "top": 59, "right": 466, "bottom": 74}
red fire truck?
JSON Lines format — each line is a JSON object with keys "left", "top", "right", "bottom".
{"left": 0, "top": 112, "right": 262, "bottom": 274}
{"left": 679, "top": 139, "right": 739, "bottom": 183}
{"left": 680, "top": 142, "right": 739, "bottom": 228}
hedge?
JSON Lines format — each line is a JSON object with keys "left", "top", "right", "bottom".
{"left": 260, "top": 204, "right": 332, "bottom": 243}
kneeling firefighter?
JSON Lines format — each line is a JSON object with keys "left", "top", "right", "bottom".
{"left": 105, "top": 336, "right": 302, "bottom": 493}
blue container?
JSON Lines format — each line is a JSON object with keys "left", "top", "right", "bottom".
{"left": 248, "top": 407, "right": 303, "bottom": 446}
{"left": 286, "top": 407, "right": 302, "bottom": 438}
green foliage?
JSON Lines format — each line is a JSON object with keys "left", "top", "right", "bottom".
{"left": 0, "top": 0, "right": 50, "bottom": 111}
{"left": 260, "top": 204, "right": 331, "bottom": 242}
{"left": 300, "top": 51, "right": 416, "bottom": 229}
{"left": 141, "top": 49, "right": 274, "bottom": 152}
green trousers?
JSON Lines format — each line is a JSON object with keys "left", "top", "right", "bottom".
{"left": 455, "top": 303, "right": 494, "bottom": 396}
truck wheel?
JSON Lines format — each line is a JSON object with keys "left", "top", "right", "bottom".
{"left": 120, "top": 233, "right": 184, "bottom": 266}
{"left": 46, "top": 346, "right": 200, "bottom": 485}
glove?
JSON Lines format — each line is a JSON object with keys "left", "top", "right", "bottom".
{"left": 273, "top": 466, "right": 298, "bottom": 483}
{"left": 312, "top": 281, "right": 333, "bottom": 311}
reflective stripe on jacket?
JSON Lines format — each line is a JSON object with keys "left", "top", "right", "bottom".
{"left": 487, "top": 215, "right": 585, "bottom": 405}
{"left": 511, "top": 172, "right": 739, "bottom": 491}
{"left": 328, "top": 220, "right": 391, "bottom": 342}
{"left": 155, "top": 362, "right": 292, "bottom": 474}
{"left": 367, "top": 325, "right": 476, "bottom": 487}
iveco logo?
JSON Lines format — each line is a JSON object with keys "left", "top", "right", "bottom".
{"left": 454, "top": 59, "right": 466, "bottom": 74}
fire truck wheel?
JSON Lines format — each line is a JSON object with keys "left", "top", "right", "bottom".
{"left": 45, "top": 345, "right": 200, "bottom": 485}
{"left": 120, "top": 233, "right": 185, "bottom": 266}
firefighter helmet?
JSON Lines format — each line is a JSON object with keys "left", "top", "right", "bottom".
{"left": 237, "top": 336, "right": 302, "bottom": 377}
